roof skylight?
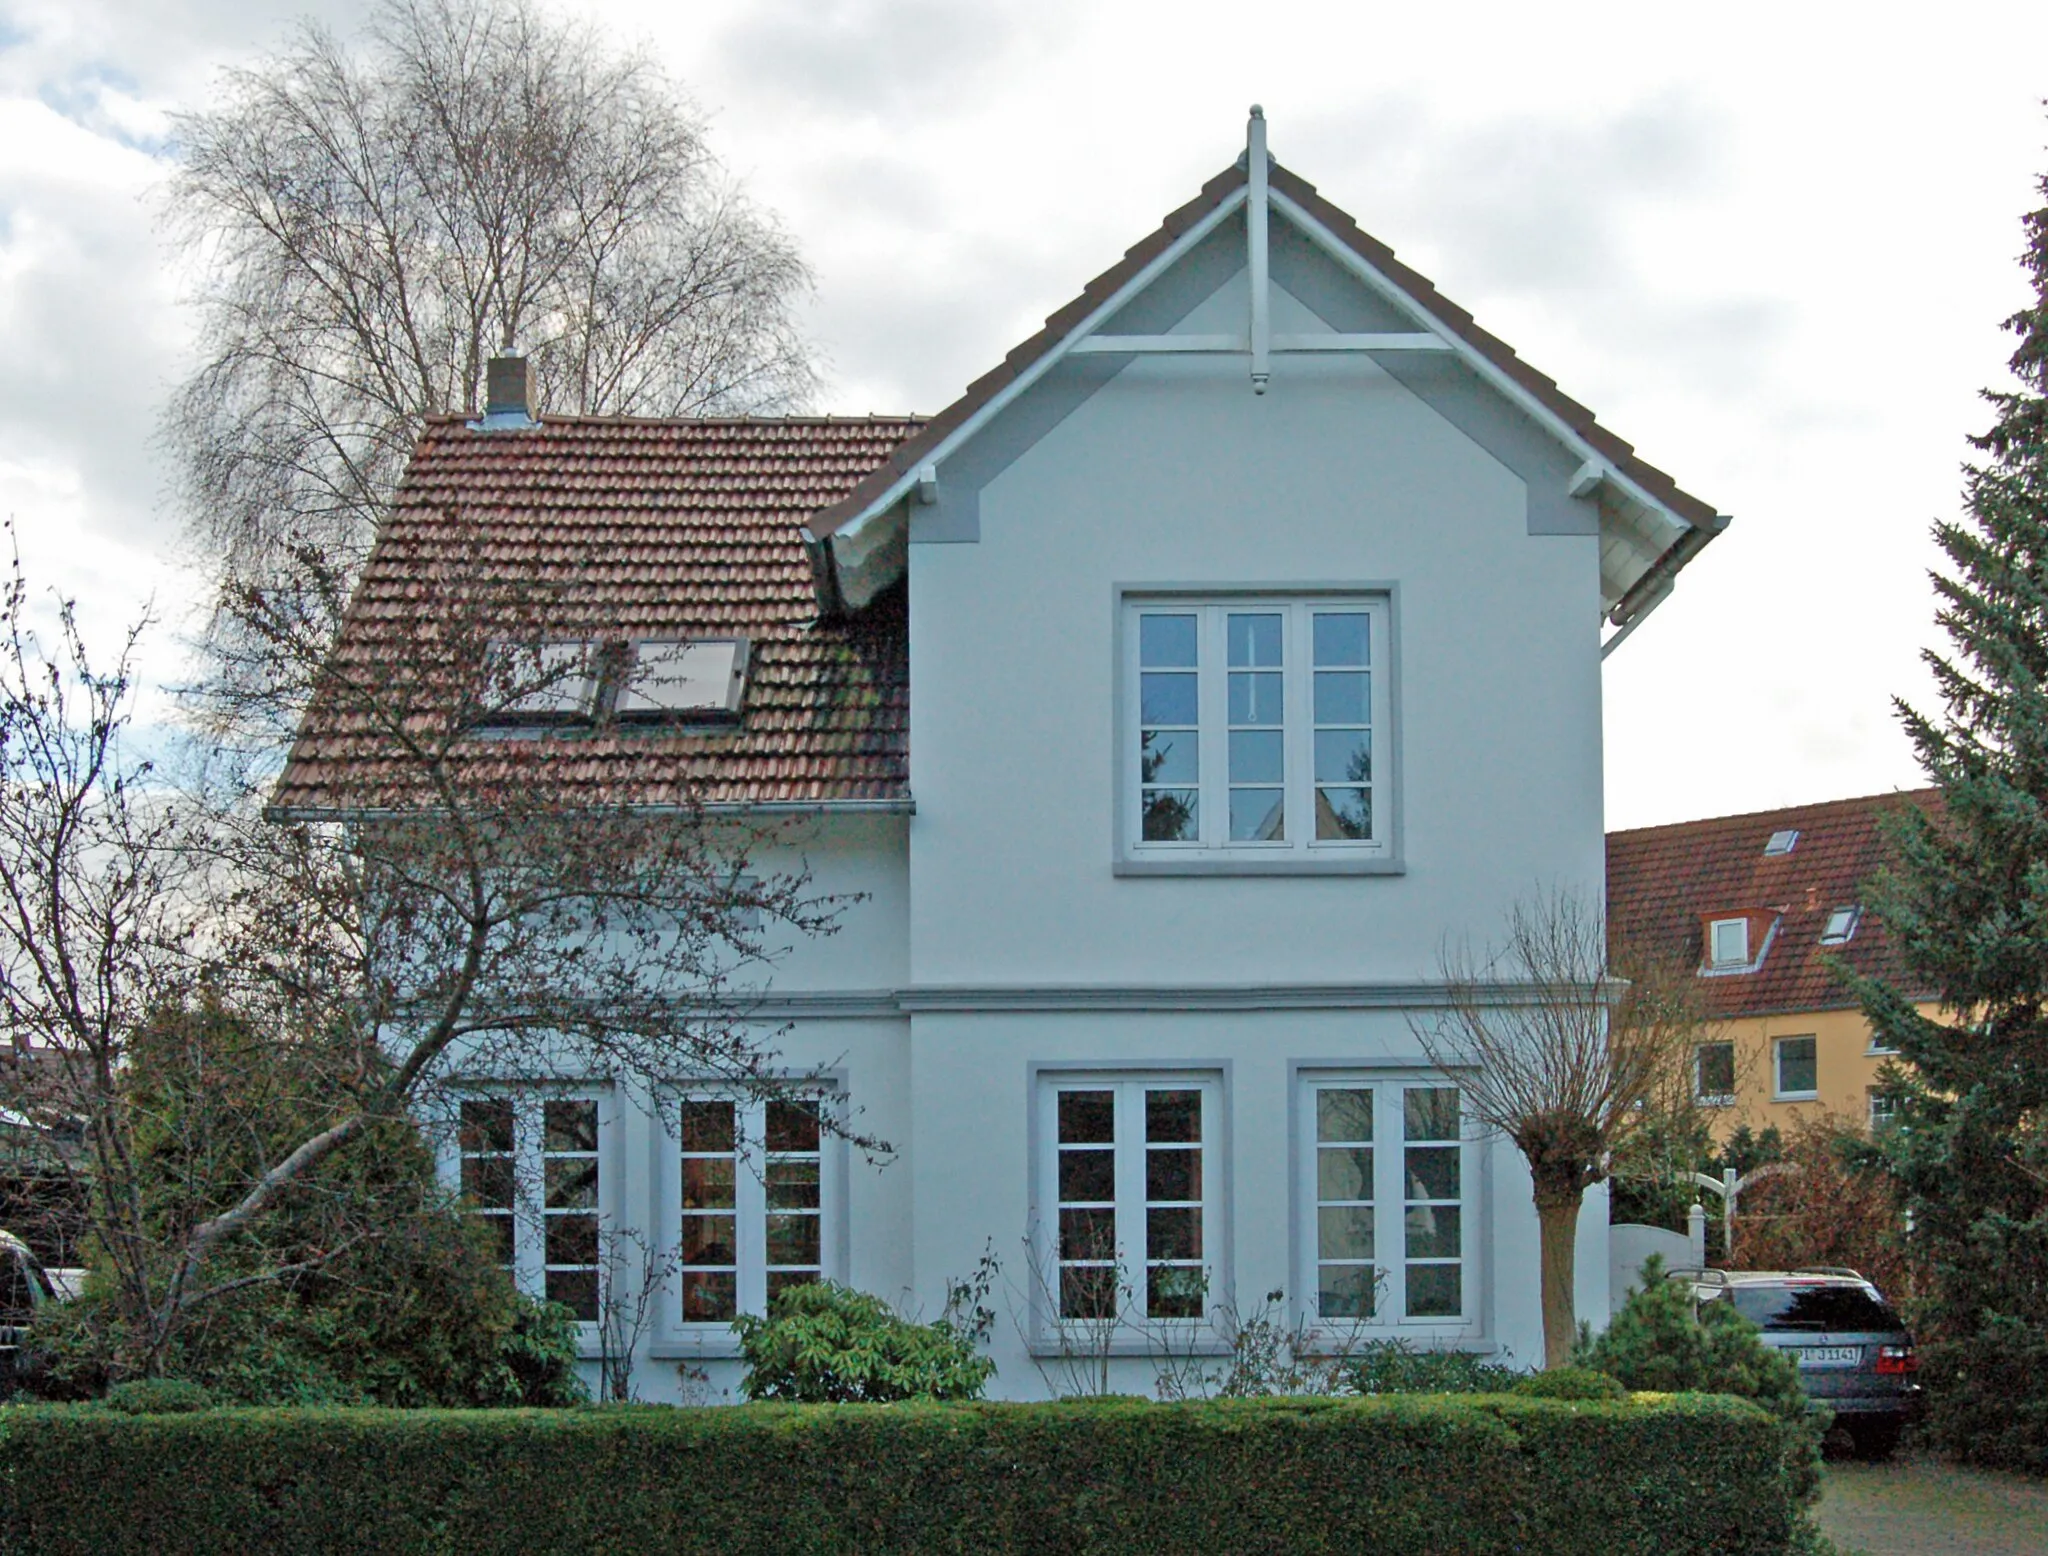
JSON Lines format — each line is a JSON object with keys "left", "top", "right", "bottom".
{"left": 1763, "top": 829, "right": 1799, "bottom": 856}
{"left": 480, "top": 640, "right": 600, "bottom": 722}
{"left": 1819, "top": 906, "right": 1860, "bottom": 946}
{"left": 614, "top": 638, "right": 750, "bottom": 720}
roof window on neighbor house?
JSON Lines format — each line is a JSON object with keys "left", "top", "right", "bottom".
{"left": 1763, "top": 829, "right": 1800, "bottom": 856}
{"left": 614, "top": 639, "right": 751, "bottom": 721}
{"left": 1819, "top": 906, "right": 1861, "bottom": 946}
{"left": 479, "top": 640, "right": 602, "bottom": 724}
{"left": 1707, "top": 916, "right": 1751, "bottom": 970}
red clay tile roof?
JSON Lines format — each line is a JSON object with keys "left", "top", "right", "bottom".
{"left": 271, "top": 415, "right": 922, "bottom": 814}
{"left": 807, "top": 157, "right": 1721, "bottom": 587}
{"left": 1606, "top": 791, "right": 1942, "bottom": 1018}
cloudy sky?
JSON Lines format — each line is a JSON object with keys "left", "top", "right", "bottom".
{"left": 2, "top": 0, "right": 2045, "bottom": 828}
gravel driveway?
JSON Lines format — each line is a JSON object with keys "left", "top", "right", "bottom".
{"left": 1816, "top": 1454, "right": 2048, "bottom": 1555}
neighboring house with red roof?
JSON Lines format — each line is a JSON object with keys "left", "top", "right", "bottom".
{"left": 1607, "top": 791, "right": 1941, "bottom": 1137}
{"left": 282, "top": 111, "right": 1728, "bottom": 1398}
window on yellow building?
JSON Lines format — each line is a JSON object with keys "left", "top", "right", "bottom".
{"left": 1694, "top": 1042, "right": 1736, "bottom": 1105}
{"left": 1773, "top": 1036, "right": 1818, "bottom": 1101}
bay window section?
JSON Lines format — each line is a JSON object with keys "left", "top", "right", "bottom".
{"left": 1123, "top": 595, "right": 1392, "bottom": 866}
{"left": 674, "top": 1092, "right": 836, "bottom": 1332}
{"left": 1042, "top": 1073, "right": 1222, "bottom": 1332}
{"left": 1298, "top": 1075, "right": 1478, "bottom": 1337}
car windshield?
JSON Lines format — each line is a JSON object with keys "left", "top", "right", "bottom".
{"left": 1731, "top": 1283, "right": 1902, "bottom": 1333}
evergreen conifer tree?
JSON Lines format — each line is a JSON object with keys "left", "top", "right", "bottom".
{"left": 1857, "top": 154, "right": 2048, "bottom": 1475}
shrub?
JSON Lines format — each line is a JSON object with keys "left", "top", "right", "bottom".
{"left": 1511, "top": 1366, "right": 1625, "bottom": 1402}
{"left": 732, "top": 1280, "right": 995, "bottom": 1402}
{"left": 1347, "top": 1338, "right": 1518, "bottom": 1395}
{"left": 1580, "top": 1256, "right": 1823, "bottom": 1502}
{"left": 0, "top": 1394, "right": 1797, "bottom": 1555}
{"left": 102, "top": 1378, "right": 216, "bottom": 1415}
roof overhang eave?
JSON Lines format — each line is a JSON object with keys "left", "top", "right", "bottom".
{"left": 263, "top": 796, "right": 918, "bottom": 824}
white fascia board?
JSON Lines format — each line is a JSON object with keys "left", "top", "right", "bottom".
{"left": 1266, "top": 187, "right": 1701, "bottom": 540}
{"left": 829, "top": 185, "right": 1252, "bottom": 546}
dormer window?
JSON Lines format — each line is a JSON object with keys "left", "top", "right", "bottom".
{"left": 1708, "top": 916, "right": 1750, "bottom": 969}
{"left": 480, "top": 639, "right": 601, "bottom": 723}
{"left": 1763, "top": 829, "right": 1799, "bottom": 856}
{"left": 1819, "top": 906, "right": 1860, "bottom": 946}
{"left": 615, "top": 639, "right": 750, "bottom": 721}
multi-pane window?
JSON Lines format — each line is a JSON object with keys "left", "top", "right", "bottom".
{"left": 1695, "top": 1042, "right": 1737, "bottom": 1105}
{"left": 1774, "top": 1036, "right": 1818, "bottom": 1099}
{"left": 676, "top": 1095, "right": 831, "bottom": 1327}
{"left": 455, "top": 1094, "right": 605, "bottom": 1323}
{"left": 1867, "top": 1088, "right": 1898, "bottom": 1132}
{"left": 1299, "top": 1077, "right": 1476, "bottom": 1332}
{"left": 1126, "top": 597, "right": 1389, "bottom": 859}
{"left": 1044, "top": 1075, "right": 1219, "bottom": 1325}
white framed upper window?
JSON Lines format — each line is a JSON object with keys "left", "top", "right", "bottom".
{"left": 1708, "top": 917, "right": 1750, "bottom": 969}
{"left": 1819, "top": 906, "right": 1860, "bottom": 946}
{"left": 1773, "top": 1035, "right": 1819, "bottom": 1100}
{"left": 1296, "top": 1074, "right": 1481, "bottom": 1340}
{"left": 1121, "top": 595, "right": 1394, "bottom": 870}
{"left": 1035, "top": 1072, "right": 1224, "bottom": 1335}
{"left": 454, "top": 1091, "right": 611, "bottom": 1323}
{"left": 669, "top": 1091, "right": 840, "bottom": 1332}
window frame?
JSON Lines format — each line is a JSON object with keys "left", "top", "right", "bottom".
{"left": 1708, "top": 917, "right": 1750, "bottom": 969}
{"left": 1029, "top": 1067, "right": 1229, "bottom": 1354}
{"left": 1867, "top": 1087, "right": 1898, "bottom": 1132}
{"left": 1772, "top": 1035, "right": 1820, "bottom": 1101}
{"left": 444, "top": 1085, "right": 616, "bottom": 1339}
{"left": 1693, "top": 1041, "right": 1737, "bottom": 1107}
{"left": 1292, "top": 1070, "right": 1487, "bottom": 1347}
{"left": 1113, "top": 586, "right": 1403, "bottom": 876}
{"left": 652, "top": 1085, "right": 847, "bottom": 1357}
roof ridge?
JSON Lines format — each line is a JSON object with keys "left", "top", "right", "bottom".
{"left": 1609, "top": 787, "right": 1939, "bottom": 843}
{"left": 419, "top": 412, "right": 930, "bottom": 429}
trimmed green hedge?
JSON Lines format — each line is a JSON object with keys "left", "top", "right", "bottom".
{"left": 0, "top": 1393, "right": 1796, "bottom": 1555}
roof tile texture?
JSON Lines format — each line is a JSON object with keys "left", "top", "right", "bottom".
{"left": 273, "top": 415, "right": 921, "bottom": 812}
{"left": 1606, "top": 790, "right": 1940, "bottom": 1017}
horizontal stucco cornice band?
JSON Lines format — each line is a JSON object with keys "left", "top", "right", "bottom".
{"left": 262, "top": 797, "right": 918, "bottom": 823}
{"left": 685, "top": 981, "right": 1590, "bottom": 1019}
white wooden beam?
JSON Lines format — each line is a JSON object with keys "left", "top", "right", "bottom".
{"left": 1273, "top": 333, "right": 1451, "bottom": 352}
{"left": 1568, "top": 459, "right": 1609, "bottom": 499}
{"left": 1070, "top": 334, "right": 1246, "bottom": 354}
{"left": 914, "top": 465, "right": 939, "bottom": 505}
{"left": 1247, "top": 106, "right": 1270, "bottom": 395}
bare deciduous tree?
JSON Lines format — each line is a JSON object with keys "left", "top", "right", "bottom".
{"left": 1412, "top": 890, "right": 1700, "bottom": 1367}
{"left": 165, "top": 0, "right": 815, "bottom": 720}
{"left": 0, "top": 533, "right": 860, "bottom": 1377}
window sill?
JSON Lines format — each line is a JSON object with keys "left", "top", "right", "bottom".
{"left": 1295, "top": 1329, "right": 1495, "bottom": 1357}
{"left": 1115, "top": 854, "right": 1404, "bottom": 877}
{"left": 1772, "top": 1092, "right": 1820, "bottom": 1104}
{"left": 1695, "top": 1095, "right": 1734, "bottom": 1108}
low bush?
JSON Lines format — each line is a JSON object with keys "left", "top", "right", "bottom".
{"left": 101, "top": 1378, "right": 216, "bottom": 1415}
{"left": 732, "top": 1281, "right": 994, "bottom": 1402}
{"left": 1346, "top": 1338, "right": 1518, "bottom": 1395}
{"left": 1581, "top": 1256, "right": 1824, "bottom": 1503}
{"left": 0, "top": 1394, "right": 1798, "bottom": 1555}
{"left": 1511, "top": 1367, "right": 1626, "bottom": 1402}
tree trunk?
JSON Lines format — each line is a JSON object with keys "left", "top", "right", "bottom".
{"left": 1534, "top": 1188, "right": 1584, "bottom": 1369}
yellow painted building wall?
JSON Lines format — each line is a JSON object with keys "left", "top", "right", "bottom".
{"left": 1696, "top": 1002, "right": 1941, "bottom": 1137}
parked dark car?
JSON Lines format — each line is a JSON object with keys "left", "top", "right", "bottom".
{"left": 1670, "top": 1265, "right": 1921, "bottom": 1460}
{"left": 1, "top": 1228, "right": 55, "bottom": 1399}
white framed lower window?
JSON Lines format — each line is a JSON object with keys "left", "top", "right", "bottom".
{"left": 667, "top": 1090, "right": 841, "bottom": 1333}
{"left": 1120, "top": 594, "right": 1396, "bottom": 871}
{"left": 1035, "top": 1071, "right": 1224, "bottom": 1336}
{"left": 1296, "top": 1073, "right": 1481, "bottom": 1339}
{"left": 1773, "top": 1036, "right": 1818, "bottom": 1100}
{"left": 453, "top": 1090, "right": 611, "bottom": 1323}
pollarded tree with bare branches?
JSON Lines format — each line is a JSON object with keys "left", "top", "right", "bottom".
{"left": 1412, "top": 890, "right": 1703, "bottom": 1367}
{"left": 165, "top": 0, "right": 815, "bottom": 726}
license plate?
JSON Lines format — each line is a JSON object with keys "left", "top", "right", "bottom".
{"left": 1794, "top": 1346, "right": 1861, "bottom": 1368}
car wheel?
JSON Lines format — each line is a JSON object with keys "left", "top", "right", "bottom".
{"left": 1848, "top": 1420, "right": 1902, "bottom": 1462}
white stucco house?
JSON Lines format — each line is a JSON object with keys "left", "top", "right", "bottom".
{"left": 275, "top": 112, "right": 1725, "bottom": 1400}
